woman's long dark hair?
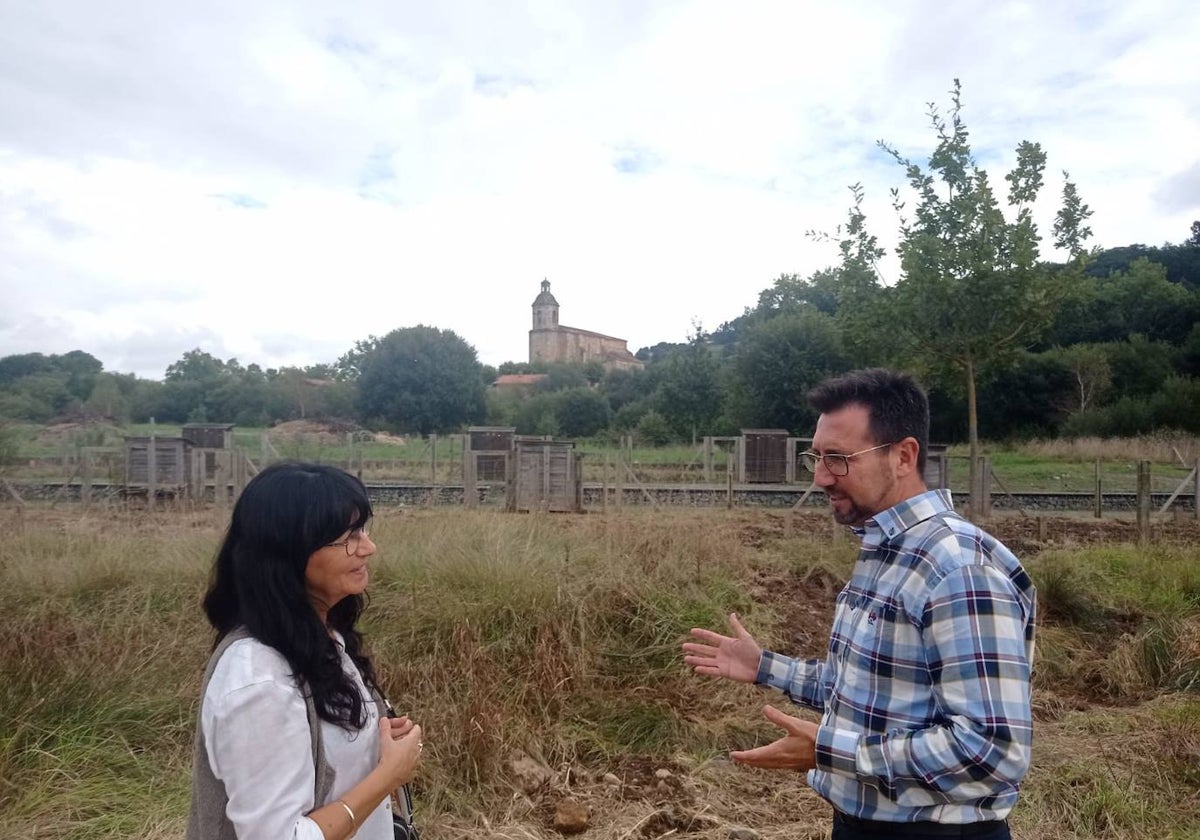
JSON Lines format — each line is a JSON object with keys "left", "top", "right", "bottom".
{"left": 203, "top": 461, "right": 378, "bottom": 729}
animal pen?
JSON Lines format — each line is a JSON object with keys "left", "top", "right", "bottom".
{"left": 460, "top": 427, "right": 584, "bottom": 512}
{"left": 124, "top": 425, "right": 252, "bottom": 504}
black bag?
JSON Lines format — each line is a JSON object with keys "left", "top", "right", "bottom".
{"left": 391, "top": 781, "right": 419, "bottom": 840}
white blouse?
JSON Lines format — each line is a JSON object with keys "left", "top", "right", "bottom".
{"left": 202, "top": 635, "right": 392, "bottom": 839}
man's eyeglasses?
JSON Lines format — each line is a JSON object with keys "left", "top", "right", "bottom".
{"left": 325, "top": 526, "right": 370, "bottom": 556}
{"left": 799, "top": 442, "right": 894, "bottom": 477}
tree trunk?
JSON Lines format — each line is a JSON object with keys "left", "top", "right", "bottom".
{"left": 965, "top": 357, "right": 979, "bottom": 519}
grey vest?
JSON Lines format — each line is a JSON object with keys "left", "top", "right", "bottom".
{"left": 185, "top": 629, "right": 384, "bottom": 840}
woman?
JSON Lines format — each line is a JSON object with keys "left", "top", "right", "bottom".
{"left": 187, "top": 462, "right": 422, "bottom": 840}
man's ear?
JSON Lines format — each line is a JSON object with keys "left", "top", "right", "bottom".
{"left": 894, "top": 437, "right": 920, "bottom": 478}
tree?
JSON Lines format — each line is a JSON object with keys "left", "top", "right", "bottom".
{"left": 836, "top": 80, "right": 1092, "bottom": 499}
{"left": 554, "top": 388, "right": 611, "bottom": 437}
{"left": 1046, "top": 344, "right": 1111, "bottom": 414}
{"left": 1189, "top": 220, "right": 1200, "bottom": 248}
{"left": 355, "top": 326, "right": 486, "bottom": 434}
{"left": 726, "top": 310, "right": 848, "bottom": 432}
{"left": 1048, "top": 258, "right": 1200, "bottom": 347}
{"left": 971, "top": 353, "right": 1071, "bottom": 439}
{"left": 655, "top": 325, "right": 721, "bottom": 441}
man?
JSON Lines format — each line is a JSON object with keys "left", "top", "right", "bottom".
{"left": 683, "top": 369, "right": 1035, "bottom": 840}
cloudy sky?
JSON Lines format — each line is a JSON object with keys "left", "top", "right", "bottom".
{"left": 2, "top": 0, "right": 1197, "bottom": 380}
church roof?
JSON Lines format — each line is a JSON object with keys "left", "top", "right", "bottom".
{"left": 532, "top": 278, "right": 559, "bottom": 307}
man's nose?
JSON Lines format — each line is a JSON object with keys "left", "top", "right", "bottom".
{"left": 813, "top": 462, "right": 836, "bottom": 487}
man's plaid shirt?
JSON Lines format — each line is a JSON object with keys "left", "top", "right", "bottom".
{"left": 756, "top": 489, "right": 1036, "bottom": 823}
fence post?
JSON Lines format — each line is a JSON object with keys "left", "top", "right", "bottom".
{"left": 430, "top": 433, "right": 438, "bottom": 485}
{"left": 147, "top": 429, "right": 157, "bottom": 512}
{"left": 615, "top": 444, "right": 624, "bottom": 508}
{"left": 726, "top": 453, "right": 734, "bottom": 509}
{"left": 81, "top": 449, "right": 92, "bottom": 508}
{"left": 216, "top": 451, "right": 230, "bottom": 508}
{"left": 1194, "top": 459, "right": 1199, "bottom": 521}
{"left": 1093, "top": 459, "right": 1103, "bottom": 519}
{"left": 704, "top": 437, "right": 714, "bottom": 483}
{"left": 980, "top": 456, "right": 992, "bottom": 517}
{"left": 1136, "top": 460, "right": 1151, "bottom": 542}
{"left": 602, "top": 453, "right": 609, "bottom": 513}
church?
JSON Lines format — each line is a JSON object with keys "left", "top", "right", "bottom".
{"left": 529, "top": 280, "right": 643, "bottom": 372}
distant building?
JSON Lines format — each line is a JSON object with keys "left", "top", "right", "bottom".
{"left": 490, "top": 373, "right": 549, "bottom": 393}
{"left": 528, "top": 280, "right": 643, "bottom": 372}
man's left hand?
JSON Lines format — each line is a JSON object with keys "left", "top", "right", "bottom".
{"left": 731, "top": 705, "right": 818, "bottom": 771}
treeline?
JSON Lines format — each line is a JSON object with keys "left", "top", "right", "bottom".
{"left": 1, "top": 240, "right": 1197, "bottom": 444}
{"left": 4, "top": 85, "right": 1199, "bottom": 446}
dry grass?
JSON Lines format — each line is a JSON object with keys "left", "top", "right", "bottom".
{"left": 1014, "top": 433, "right": 1200, "bottom": 464}
{"left": 1, "top": 504, "right": 1198, "bottom": 840}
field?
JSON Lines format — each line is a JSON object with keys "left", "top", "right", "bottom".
{"left": 1, "top": 504, "right": 1199, "bottom": 840}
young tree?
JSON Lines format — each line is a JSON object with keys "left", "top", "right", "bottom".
{"left": 836, "top": 80, "right": 1092, "bottom": 501}
{"left": 655, "top": 325, "right": 722, "bottom": 441}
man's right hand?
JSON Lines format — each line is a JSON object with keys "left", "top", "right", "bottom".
{"left": 681, "top": 612, "right": 762, "bottom": 684}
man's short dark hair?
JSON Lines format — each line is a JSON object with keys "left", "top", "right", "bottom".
{"left": 807, "top": 368, "right": 929, "bottom": 475}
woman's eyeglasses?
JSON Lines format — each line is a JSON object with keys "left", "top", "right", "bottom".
{"left": 325, "top": 527, "right": 370, "bottom": 556}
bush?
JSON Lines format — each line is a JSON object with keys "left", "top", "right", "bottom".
{"left": 635, "top": 410, "right": 672, "bottom": 445}
{"left": 1151, "top": 376, "right": 1200, "bottom": 433}
{"left": 1062, "top": 396, "right": 1155, "bottom": 438}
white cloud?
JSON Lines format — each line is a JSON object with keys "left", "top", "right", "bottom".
{"left": 1, "top": 0, "right": 1198, "bottom": 378}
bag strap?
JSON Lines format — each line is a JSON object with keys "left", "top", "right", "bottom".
{"left": 373, "top": 689, "right": 418, "bottom": 827}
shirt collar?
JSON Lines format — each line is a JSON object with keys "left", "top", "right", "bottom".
{"left": 853, "top": 488, "right": 955, "bottom": 549}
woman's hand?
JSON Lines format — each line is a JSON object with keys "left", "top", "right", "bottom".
{"left": 386, "top": 714, "right": 416, "bottom": 739}
{"left": 377, "top": 718, "right": 422, "bottom": 788}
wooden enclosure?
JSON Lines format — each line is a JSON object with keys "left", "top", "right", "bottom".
{"left": 507, "top": 438, "right": 583, "bottom": 513}
{"left": 124, "top": 437, "right": 191, "bottom": 493}
{"left": 740, "top": 429, "right": 789, "bottom": 483}
{"left": 181, "top": 423, "right": 235, "bottom": 449}
{"left": 125, "top": 432, "right": 250, "bottom": 502}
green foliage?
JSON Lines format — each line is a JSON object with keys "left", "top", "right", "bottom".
{"left": 634, "top": 409, "right": 672, "bottom": 445}
{"left": 1049, "top": 258, "right": 1200, "bottom": 347}
{"left": 600, "top": 368, "right": 655, "bottom": 413}
{"left": 1052, "top": 172, "right": 1094, "bottom": 257}
{"left": 726, "top": 310, "right": 848, "bottom": 432}
{"left": 840, "top": 80, "right": 1091, "bottom": 456}
{"left": 0, "top": 352, "right": 105, "bottom": 421}
{"left": 512, "top": 392, "right": 560, "bottom": 436}
{"left": 975, "top": 352, "right": 1073, "bottom": 439}
{"left": 355, "top": 326, "right": 486, "bottom": 434}
{"left": 1106, "top": 335, "right": 1175, "bottom": 398}
{"left": 653, "top": 326, "right": 721, "bottom": 440}
{"left": 1085, "top": 241, "right": 1200, "bottom": 292}
{"left": 0, "top": 423, "right": 17, "bottom": 474}
{"left": 1044, "top": 344, "right": 1111, "bottom": 414}
{"left": 553, "top": 388, "right": 611, "bottom": 438}
{"left": 1150, "top": 376, "right": 1200, "bottom": 433}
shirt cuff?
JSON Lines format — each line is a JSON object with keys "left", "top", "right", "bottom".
{"left": 755, "top": 650, "right": 796, "bottom": 691}
{"left": 815, "top": 724, "right": 863, "bottom": 778}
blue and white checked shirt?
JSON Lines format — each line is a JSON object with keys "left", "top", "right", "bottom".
{"left": 756, "top": 489, "right": 1036, "bottom": 824}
